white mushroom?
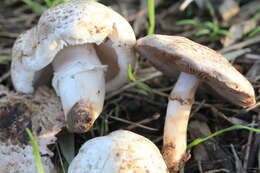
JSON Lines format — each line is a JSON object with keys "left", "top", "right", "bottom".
{"left": 68, "top": 130, "right": 169, "bottom": 173}
{"left": 11, "top": 0, "right": 136, "bottom": 133}
{"left": 0, "top": 85, "right": 65, "bottom": 173}
{"left": 136, "top": 34, "right": 256, "bottom": 172}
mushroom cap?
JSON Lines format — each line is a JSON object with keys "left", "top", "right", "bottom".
{"left": 11, "top": 0, "right": 136, "bottom": 93}
{"left": 136, "top": 34, "right": 255, "bottom": 107}
{"left": 68, "top": 130, "right": 168, "bottom": 173}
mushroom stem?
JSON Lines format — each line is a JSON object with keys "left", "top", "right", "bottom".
{"left": 163, "top": 72, "right": 199, "bottom": 172}
{"left": 52, "top": 44, "right": 106, "bottom": 133}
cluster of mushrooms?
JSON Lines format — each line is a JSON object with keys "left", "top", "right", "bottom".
{"left": 3, "top": 0, "right": 256, "bottom": 172}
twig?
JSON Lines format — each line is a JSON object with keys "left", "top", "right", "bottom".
{"left": 247, "top": 112, "right": 260, "bottom": 169}
{"left": 0, "top": 71, "right": 10, "bottom": 83}
{"left": 243, "top": 116, "right": 257, "bottom": 172}
{"left": 126, "top": 113, "right": 160, "bottom": 130}
{"left": 211, "top": 106, "right": 235, "bottom": 124}
{"left": 55, "top": 143, "right": 66, "bottom": 173}
{"left": 245, "top": 101, "right": 260, "bottom": 112}
{"left": 106, "top": 71, "right": 162, "bottom": 100}
{"left": 204, "top": 168, "right": 229, "bottom": 173}
{"left": 108, "top": 115, "right": 158, "bottom": 131}
{"left": 245, "top": 54, "right": 260, "bottom": 60}
{"left": 190, "top": 99, "right": 206, "bottom": 117}
{"left": 230, "top": 144, "right": 244, "bottom": 173}
{"left": 152, "top": 136, "right": 163, "bottom": 144}
{"left": 122, "top": 93, "right": 166, "bottom": 108}
{"left": 219, "top": 35, "right": 260, "bottom": 54}
{"left": 0, "top": 32, "right": 20, "bottom": 38}
{"left": 151, "top": 88, "right": 169, "bottom": 97}
{"left": 179, "top": 0, "right": 194, "bottom": 11}
{"left": 127, "top": 8, "right": 147, "bottom": 22}
{"left": 197, "top": 160, "right": 203, "bottom": 173}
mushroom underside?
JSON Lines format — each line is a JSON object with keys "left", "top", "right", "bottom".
{"left": 32, "top": 41, "right": 120, "bottom": 90}
{"left": 137, "top": 45, "right": 255, "bottom": 107}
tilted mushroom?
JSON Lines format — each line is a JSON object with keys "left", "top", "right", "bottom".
{"left": 68, "top": 130, "right": 169, "bottom": 173}
{"left": 0, "top": 85, "right": 65, "bottom": 173}
{"left": 11, "top": 0, "right": 136, "bottom": 133}
{"left": 136, "top": 34, "right": 256, "bottom": 172}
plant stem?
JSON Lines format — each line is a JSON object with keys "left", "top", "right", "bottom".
{"left": 188, "top": 125, "right": 260, "bottom": 149}
{"left": 148, "top": 0, "right": 155, "bottom": 35}
{"left": 25, "top": 128, "right": 45, "bottom": 173}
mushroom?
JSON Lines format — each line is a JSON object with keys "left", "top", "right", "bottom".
{"left": 0, "top": 85, "right": 65, "bottom": 173}
{"left": 11, "top": 0, "right": 136, "bottom": 133}
{"left": 135, "top": 34, "right": 256, "bottom": 172}
{"left": 68, "top": 130, "right": 169, "bottom": 173}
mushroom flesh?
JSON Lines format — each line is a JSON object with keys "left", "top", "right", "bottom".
{"left": 68, "top": 130, "right": 169, "bottom": 173}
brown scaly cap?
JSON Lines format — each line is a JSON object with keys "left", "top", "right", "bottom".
{"left": 136, "top": 34, "right": 255, "bottom": 107}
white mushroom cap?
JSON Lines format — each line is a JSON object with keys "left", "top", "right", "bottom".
{"left": 11, "top": 0, "right": 136, "bottom": 94}
{"left": 68, "top": 130, "right": 169, "bottom": 173}
{"left": 11, "top": 27, "right": 37, "bottom": 93}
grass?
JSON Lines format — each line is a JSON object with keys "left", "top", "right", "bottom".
{"left": 21, "top": 0, "right": 71, "bottom": 14}
{"left": 176, "top": 19, "right": 230, "bottom": 41}
{"left": 25, "top": 128, "right": 45, "bottom": 173}
{"left": 147, "top": 0, "right": 155, "bottom": 35}
{"left": 127, "top": 64, "right": 152, "bottom": 96}
{"left": 0, "top": 56, "right": 12, "bottom": 64}
{"left": 248, "top": 26, "right": 260, "bottom": 37}
{"left": 188, "top": 125, "right": 260, "bottom": 149}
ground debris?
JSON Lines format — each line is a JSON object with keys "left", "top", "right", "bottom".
{"left": 0, "top": 85, "right": 65, "bottom": 173}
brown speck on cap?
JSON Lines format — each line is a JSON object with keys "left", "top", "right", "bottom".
{"left": 136, "top": 35, "right": 255, "bottom": 107}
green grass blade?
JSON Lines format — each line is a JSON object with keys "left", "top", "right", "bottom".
{"left": 205, "top": 1, "right": 218, "bottom": 24}
{"left": 202, "top": 21, "right": 217, "bottom": 30}
{"left": 25, "top": 128, "right": 45, "bottom": 173}
{"left": 113, "top": 104, "right": 121, "bottom": 117}
{"left": 216, "top": 29, "right": 231, "bottom": 36}
{"left": 147, "top": 0, "right": 155, "bottom": 35}
{"left": 195, "top": 29, "right": 210, "bottom": 37}
{"left": 127, "top": 64, "right": 151, "bottom": 92}
{"left": 0, "top": 56, "right": 12, "bottom": 64}
{"left": 52, "top": 0, "right": 72, "bottom": 6}
{"left": 176, "top": 19, "right": 200, "bottom": 26}
{"left": 187, "top": 125, "right": 260, "bottom": 149}
{"left": 248, "top": 26, "right": 260, "bottom": 37}
{"left": 21, "top": 0, "right": 47, "bottom": 14}
{"left": 52, "top": 0, "right": 63, "bottom": 6}
{"left": 44, "top": 0, "right": 53, "bottom": 7}
{"left": 127, "top": 64, "right": 137, "bottom": 81}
